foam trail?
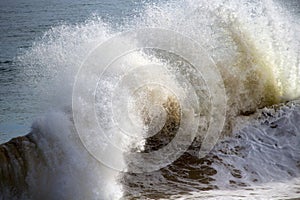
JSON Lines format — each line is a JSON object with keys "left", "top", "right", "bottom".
{"left": 122, "top": 100, "right": 300, "bottom": 199}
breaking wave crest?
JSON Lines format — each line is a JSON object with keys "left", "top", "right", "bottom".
{"left": 1, "top": 0, "right": 300, "bottom": 199}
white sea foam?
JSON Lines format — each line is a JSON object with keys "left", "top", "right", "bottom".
{"left": 9, "top": 0, "right": 300, "bottom": 199}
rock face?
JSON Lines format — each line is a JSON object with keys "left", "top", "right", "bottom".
{"left": 0, "top": 133, "right": 46, "bottom": 199}
{"left": 0, "top": 111, "right": 123, "bottom": 200}
{"left": 1, "top": 95, "right": 299, "bottom": 199}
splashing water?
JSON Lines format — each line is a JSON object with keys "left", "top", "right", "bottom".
{"left": 1, "top": 0, "right": 299, "bottom": 199}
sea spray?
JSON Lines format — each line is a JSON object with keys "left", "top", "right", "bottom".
{"left": 1, "top": 0, "right": 299, "bottom": 199}
{"left": 1, "top": 111, "right": 122, "bottom": 200}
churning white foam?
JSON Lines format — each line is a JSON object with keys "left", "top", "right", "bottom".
{"left": 13, "top": 0, "right": 300, "bottom": 199}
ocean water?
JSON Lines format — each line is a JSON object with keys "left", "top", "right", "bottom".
{"left": 0, "top": 0, "right": 159, "bottom": 142}
{"left": 0, "top": 0, "right": 300, "bottom": 199}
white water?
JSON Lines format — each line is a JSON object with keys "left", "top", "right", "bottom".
{"left": 8, "top": 0, "right": 300, "bottom": 199}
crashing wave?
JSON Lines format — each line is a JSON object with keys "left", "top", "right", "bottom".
{"left": 1, "top": 0, "right": 300, "bottom": 199}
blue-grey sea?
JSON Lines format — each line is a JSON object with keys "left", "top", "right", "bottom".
{"left": 0, "top": 0, "right": 161, "bottom": 142}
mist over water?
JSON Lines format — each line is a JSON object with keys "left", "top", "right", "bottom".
{"left": 0, "top": 0, "right": 300, "bottom": 199}
{"left": 0, "top": 0, "right": 156, "bottom": 142}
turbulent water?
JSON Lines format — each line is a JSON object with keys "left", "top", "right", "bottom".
{"left": 1, "top": 0, "right": 300, "bottom": 199}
